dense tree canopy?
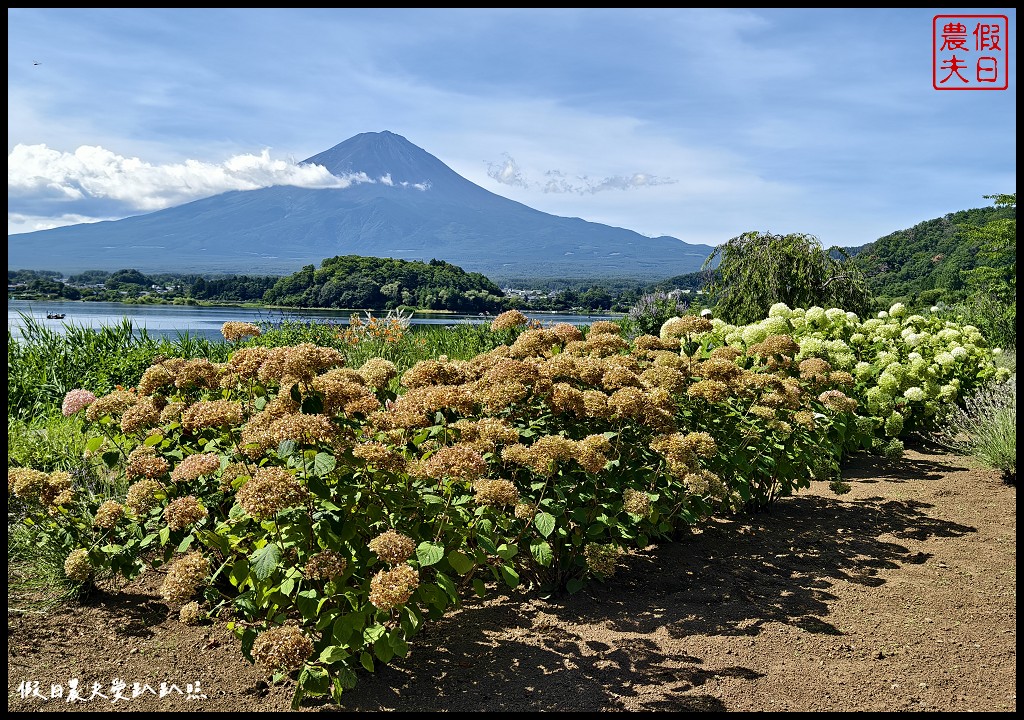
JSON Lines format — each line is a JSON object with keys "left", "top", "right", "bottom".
{"left": 702, "top": 231, "right": 870, "bottom": 325}
{"left": 262, "top": 256, "right": 506, "bottom": 312}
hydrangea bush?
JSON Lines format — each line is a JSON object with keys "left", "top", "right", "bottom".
{"left": 8, "top": 309, "right": 1001, "bottom": 707}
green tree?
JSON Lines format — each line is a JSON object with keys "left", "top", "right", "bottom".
{"left": 952, "top": 193, "right": 1016, "bottom": 347}
{"left": 703, "top": 231, "right": 870, "bottom": 325}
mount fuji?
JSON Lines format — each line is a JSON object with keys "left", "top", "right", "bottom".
{"left": 7, "top": 131, "right": 715, "bottom": 282}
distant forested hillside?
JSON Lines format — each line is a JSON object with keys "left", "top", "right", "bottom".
{"left": 262, "top": 255, "right": 506, "bottom": 312}
{"left": 847, "top": 204, "right": 1015, "bottom": 307}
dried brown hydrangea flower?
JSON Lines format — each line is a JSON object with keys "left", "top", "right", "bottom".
{"left": 368, "top": 565, "right": 420, "bottom": 612}
{"left": 178, "top": 601, "right": 205, "bottom": 625}
{"left": 64, "top": 548, "right": 92, "bottom": 581}
{"left": 472, "top": 478, "right": 520, "bottom": 507}
{"left": 303, "top": 550, "right": 348, "bottom": 581}
{"left": 93, "top": 500, "right": 126, "bottom": 529}
{"left": 125, "top": 479, "right": 163, "bottom": 515}
{"left": 163, "top": 495, "right": 208, "bottom": 531}
{"left": 622, "top": 488, "right": 651, "bottom": 516}
{"left": 368, "top": 530, "right": 416, "bottom": 565}
{"left": 160, "top": 551, "right": 210, "bottom": 607}
{"left": 251, "top": 625, "right": 314, "bottom": 672}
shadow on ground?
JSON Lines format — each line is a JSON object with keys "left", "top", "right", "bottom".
{"left": 315, "top": 456, "right": 977, "bottom": 712}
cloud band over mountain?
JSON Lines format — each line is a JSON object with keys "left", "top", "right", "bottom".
{"left": 486, "top": 153, "right": 676, "bottom": 195}
{"left": 7, "top": 144, "right": 376, "bottom": 232}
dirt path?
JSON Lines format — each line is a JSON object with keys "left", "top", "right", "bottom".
{"left": 7, "top": 441, "right": 1016, "bottom": 712}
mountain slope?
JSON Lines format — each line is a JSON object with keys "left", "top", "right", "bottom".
{"left": 7, "top": 131, "right": 715, "bottom": 282}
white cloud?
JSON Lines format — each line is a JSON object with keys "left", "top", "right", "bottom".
{"left": 7, "top": 143, "right": 374, "bottom": 214}
{"left": 486, "top": 152, "right": 676, "bottom": 195}
{"left": 7, "top": 211, "right": 115, "bottom": 235}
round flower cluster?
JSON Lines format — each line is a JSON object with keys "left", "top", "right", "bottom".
{"left": 368, "top": 565, "right": 420, "bottom": 611}
{"left": 251, "top": 625, "right": 314, "bottom": 672}
{"left": 588, "top": 320, "right": 622, "bottom": 336}
{"left": 228, "top": 346, "right": 271, "bottom": 379}
{"left": 660, "top": 315, "right": 713, "bottom": 342}
{"left": 368, "top": 530, "right": 416, "bottom": 564}
{"left": 159, "top": 551, "right": 210, "bottom": 607}
{"left": 303, "top": 550, "right": 348, "bottom": 581}
{"left": 85, "top": 390, "right": 138, "bottom": 422}
{"left": 136, "top": 364, "right": 176, "bottom": 395}
{"left": 125, "top": 479, "right": 163, "bottom": 515}
{"left": 271, "top": 413, "right": 338, "bottom": 446}
{"left": 126, "top": 448, "right": 171, "bottom": 481}
{"left": 584, "top": 543, "right": 623, "bottom": 578}
{"left": 550, "top": 323, "right": 584, "bottom": 344}
{"left": 61, "top": 389, "right": 97, "bottom": 417}
{"left": 93, "top": 500, "right": 126, "bottom": 529}
{"left": 490, "top": 309, "right": 529, "bottom": 332}
{"left": 817, "top": 390, "right": 858, "bottom": 414}
{"left": 472, "top": 478, "right": 520, "bottom": 507}
{"left": 514, "top": 501, "right": 537, "bottom": 520}
{"left": 164, "top": 495, "right": 208, "bottom": 531}
{"left": 352, "top": 442, "right": 407, "bottom": 473}
{"left": 221, "top": 321, "right": 262, "bottom": 342}
{"left": 416, "top": 443, "right": 488, "bottom": 481}
{"left": 171, "top": 453, "right": 222, "bottom": 483}
{"left": 64, "top": 549, "right": 92, "bottom": 581}
{"left": 357, "top": 357, "right": 399, "bottom": 388}
{"left": 120, "top": 397, "right": 162, "bottom": 435}
{"left": 180, "top": 400, "right": 243, "bottom": 432}
{"left": 9, "top": 467, "right": 72, "bottom": 508}
{"left": 236, "top": 467, "right": 307, "bottom": 520}
{"left": 622, "top": 488, "right": 651, "bottom": 516}
{"left": 178, "top": 601, "right": 205, "bottom": 625}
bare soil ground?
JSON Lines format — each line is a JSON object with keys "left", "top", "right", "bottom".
{"left": 8, "top": 439, "right": 1016, "bottom": 712}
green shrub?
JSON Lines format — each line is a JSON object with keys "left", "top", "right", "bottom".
{"left": 934, "top": 375, "right": 1016, "bottom": 481}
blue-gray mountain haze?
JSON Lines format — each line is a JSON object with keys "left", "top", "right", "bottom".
{"left": 7, "top": 131, "right": 716, "bottom": 282}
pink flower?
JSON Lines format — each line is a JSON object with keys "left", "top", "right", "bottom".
{"left": 62, "top": 389, "right": 98, "bottom": 417}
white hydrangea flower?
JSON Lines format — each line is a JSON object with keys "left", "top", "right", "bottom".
{"left": 797, "top": 337, "right": 825, "bottom": 359}
{"left": 741, "top": 323, "right": 770, "bottom": 346}
{"left": 768, "top": 302, "right": 792, "bottom": 318}
{"left": 877, "top": 373, "right": 900, "bottom": 394}
{"left": 877, "top": 310, "right": 889, "bottom": 319}
{"left": 854, "top": 361, "right": 873, "bottom": 381}
{"left": 825, "top": 308, "right": 847, "bottom": 323}
{"left": 850, "top": 333, "right": 867, "bottom": 346}
{"left": 935, "top": 352, "right": 955, "bottom": 367}
{"left": 950, "top": 346, "right": 967, "bottom": 359}
{"left": 930, "top": 306, "right": 940, "bottom": 313}
{"left": 903, "top": 386, "right": 926, "bottom": 402}
{"left": 805, "top": 307, "right": 827, "bottom": 325}
{"left": 846, "top": 311, "right": 860, "bottom": 323}
{"left": 763, "top": 316, "right": 792, "bottom": 337}
{"left": 992, "top": 347, "right": 1003, "bottom": 356}
{"left": 888, "top": 303, "right": 907, "bottom": 318}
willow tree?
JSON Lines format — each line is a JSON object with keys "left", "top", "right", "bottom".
{"left": 702, "top": 231, "right": 870, "bottom": 325}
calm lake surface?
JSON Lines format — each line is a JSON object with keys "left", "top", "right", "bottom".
{"left": 8, "top": 300, "right": 619, "bottom": 342}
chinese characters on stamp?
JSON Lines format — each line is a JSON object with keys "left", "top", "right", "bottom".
{"left": 934, "top": 15, "right": 1009, "bottom": 90}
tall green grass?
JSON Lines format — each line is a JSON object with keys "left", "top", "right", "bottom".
{"left": 8, "top": 314, "right": 231, "bottom": 421}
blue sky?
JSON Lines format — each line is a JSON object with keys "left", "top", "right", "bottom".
{"left": 7, "top": 8, "right": 1017, "bottom": 248}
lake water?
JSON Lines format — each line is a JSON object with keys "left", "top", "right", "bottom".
{"left": 8, "top": 300, "right": 619, "bottom": 342}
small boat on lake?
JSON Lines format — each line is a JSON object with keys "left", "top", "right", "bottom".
{"left": 46, "top": 313, "right": 66, "bottom": 319}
